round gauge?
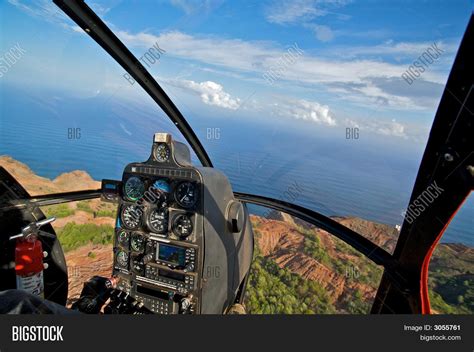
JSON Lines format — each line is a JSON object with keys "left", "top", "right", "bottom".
{"left": 151, "top": 179, "right": 170, "bottom": 204}
{"left": 116, "top": 250, "right": 129, "bottom": 268}
{"left": 117, "top": 230, "right": 129, "bottom": 247}
{"left": 148, "top": 208, "right": 168, "bottom": 234}
{"left": 124, "top": 176, "right": 145, "bottom": 201}
{"left": 152, "top": 179, "right": 170, "bottom": 194}
{"left": 121, "top": 204, "right": 142, "bottom": 230}
{"left": 130, "top": 233, "right": 145, "bottom": 252}
{"left": 173, "top": 214, "right": 193, "bottom": 239}
{"left": 154, "top": 143, "right": 170, "bottom": 162}
{"left": 174, "top": 181, "right": 198, "bottom": 208}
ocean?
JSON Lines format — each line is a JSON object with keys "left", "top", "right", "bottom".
{"left": 0, "top": 83, "right": 472, "bottom": 246}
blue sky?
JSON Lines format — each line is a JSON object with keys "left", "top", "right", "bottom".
{"left": 1, "top": 0, "right": 473, "bottom": 144}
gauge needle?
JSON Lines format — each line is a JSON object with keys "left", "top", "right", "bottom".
{"left": 181, "top": 184, "right": 191, "bottom": 202}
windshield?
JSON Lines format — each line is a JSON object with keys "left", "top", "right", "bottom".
{"left": 0, "top": 0, "right": 471, "bottom": 248}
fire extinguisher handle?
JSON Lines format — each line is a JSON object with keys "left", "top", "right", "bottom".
{"left": 9, "top": 233, "right": 24, "bottom": 240}
{"left": 36, "top": 217, "right": 56, "bottom": 228}
{"left": 9, "top": 217, "right": 57, "bottom": 241}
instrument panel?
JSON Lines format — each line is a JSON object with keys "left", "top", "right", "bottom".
{"left": 111, "top": 134, "right": 203, "bottom": 314}
{"left": 104, "top": 133, "right": 254, "bottom": 314}
{"left": 119, "top": 177, "right": 198, "bottom": 240}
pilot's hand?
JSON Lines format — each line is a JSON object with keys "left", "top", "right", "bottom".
{"left": 71, "top": 276, "right": 116, "bottom": 314}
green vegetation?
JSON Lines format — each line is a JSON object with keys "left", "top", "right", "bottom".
{"left": 246, "top": 219, "right": 387, "bottom": 314}
{"left": 57, "top": 222, "right": 114, "bottom": 252}
{"left": 302, "top": 226, "right": 383, "bottom": 287}
{"left": 248, "top": 221, "right": 473, "bottom": 314}
{"left": 429, "top": 274, "right": 473, "bottom": 314}
{"left": 333, "top": 235, "right": 363, "bottom": 258}
{"left": 429, "top": 291, "right": 463, "bottom": 314}
{"left": 428, "top": 244, "right": 474, "bottom": 314}
{"left": 43, "top": 201, "right": 117, "bottom": 219}
{"left": 343, "top": 289, "right": 371, "bottom": 314}
{"left": 303, "top": 234, "right": 332, "bottom": 268}
{"left": 76, "top": 201, "right": 93, "bottom": 213}
{"left": 76, "top": 201, "right": 117, "bottom": 218}
{"left": 95, "top": 208, "right": 117, "bottom": 218}
{"left": 42, "top": 204, "right": 74, "bottom": 218}
{"left": 245, "top": 251, "right": 336, "bottom": 314}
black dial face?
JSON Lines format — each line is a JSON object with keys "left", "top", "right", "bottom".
{"left": 116, "top": 250, "right": 129, "bottom": 268}
{"left": 154, "top": 143, "right": 170, "bottom": 162}
{"left": 130, "top": 233, "right": 145, "bottom": 252}
{"left": 174, "top": 181, "right": 198, "bottom": 208}
{"left": 117, "top": 230, "right": 129, "bottom": 247}
{"left": 123, "top": 176, "right": 145, "bottom": 201}
{"left": 148, "top": 208, "right": 168, "bottom": 234}
{"left": 121, "top": 205, "right": 142, "bottom": 230}
{"left": 173, "top": 214, "right": 193, "bottom": 238}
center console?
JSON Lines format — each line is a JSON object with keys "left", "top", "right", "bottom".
{"left": 102, "top": 133, "right": 253, "bottom": 314}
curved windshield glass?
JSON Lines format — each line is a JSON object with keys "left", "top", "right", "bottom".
{"left": 67, "top": 0, "right": 469, "bottom": 245}
{"left": 0, "top": 0, "right": 472, "bottom": 309}
{"left": 246, "top": 205, "right": 385, "bottom": 314}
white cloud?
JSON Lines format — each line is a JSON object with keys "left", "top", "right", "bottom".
{"left": 345, "top": 117, "right": 409, "bottom": 138}
{"left": 116, "top": 30, "right": 375, "bottom": 79}
{"left": 292, "top": 99, "right": 337, "bottom": 125}
{"left": 312, "top": 25, "right": 335, "bottom": 42}
{"left": 7, "top": 0, "right": 91, "bottom": 33}
{"left": 377, "top": 119, "right": 406, "bottom": 138}
{"left": 265, "top": 0, "right": 326, "bottom": 24}
{"left": 264, "top": 0, "right": 349, "bottom": 24}
{"left": 273, "top": 98, "right": 337, "bottom": 126}
{"left": 270, "top": 97, "right": 421, "bottom": 140}
{"left": 170, "top": 0, "right": 224, "bottom": 14}
{"left": 116, "top": 30, "right": 276, "bottom": 73}
{"left": 350, "top": 80, "right": 421, "bottom": 110}
{"left": 167, "top": 79, "right": 241, "bottom": 110}
{"left": 9, "top": 0, "right": 449, "bottom": 134}
{"left": 332, "top": 40, "right": 453, "bottom": 60}
{"left": 7, "top": 0, "right": 68, "bottom": 23}
{"left": 10, "top": 0, "right": 445, "bottom": 113}
{"left": 117, "top": 31, "right": 446, "bottom": 110}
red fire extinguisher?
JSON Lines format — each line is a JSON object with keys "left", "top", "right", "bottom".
{"left": 14, "top": 236, "right": 45, "bottom": 297}
{"left": 10, "top": 217, "right": 56, "bottom": 297}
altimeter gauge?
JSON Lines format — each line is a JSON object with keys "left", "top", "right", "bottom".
{"left": 121, "top": 204, "right": 142, "bottom": 230}
{"left": 148, "top": 208, "right": 169, "bottom": 234}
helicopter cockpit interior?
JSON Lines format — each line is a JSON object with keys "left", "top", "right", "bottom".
{"left": 0, "top": 0, "right": 472, "bottom": 316}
